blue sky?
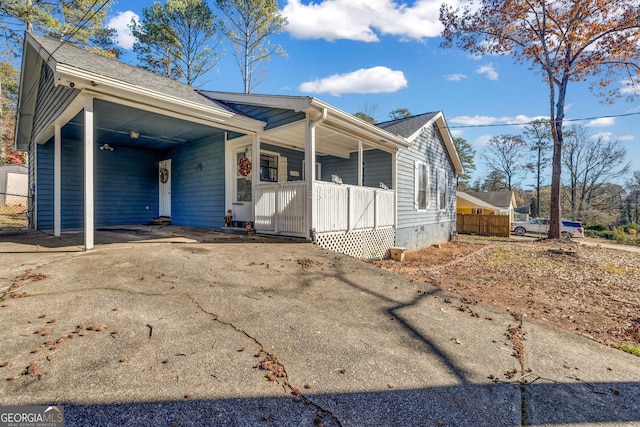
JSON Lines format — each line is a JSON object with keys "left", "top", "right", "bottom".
{"left": 105, "top": 0, "right": 640, "bottom": 189}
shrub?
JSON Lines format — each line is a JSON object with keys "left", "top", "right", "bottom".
{"left": 585, "top": 223, "right": 608, "bottom": 231}
{"left": 585, "top": 230, "right": 616, "bottom": 240}
{"left": 614, "top": 228, "right": 627, "bottom": 243}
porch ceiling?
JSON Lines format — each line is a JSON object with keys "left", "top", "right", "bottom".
{"left": 260, "top": 121, "right": 383, "bottom": 159}
{"left": 62, "top": 99, "right": 229, "bottom": 150}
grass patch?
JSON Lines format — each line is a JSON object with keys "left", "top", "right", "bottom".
{"left": 619, "top": 345, "right": 640, "bottom": 357}
{"left": 602, "top": 262, "right": 627, "bottom": 274}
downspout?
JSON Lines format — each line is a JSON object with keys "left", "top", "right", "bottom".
{"left": 306, "top": 108, "right": 327, "bottom": 240}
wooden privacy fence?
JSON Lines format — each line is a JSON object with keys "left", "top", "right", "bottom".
{"left": 457, "top": 214, "right": 511, "bottom": 238}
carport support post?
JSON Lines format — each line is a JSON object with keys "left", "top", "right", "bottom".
{"left": 392, "top": 150, "right": 397, "bottom": 228}
{"left": 84, "top": 97, "right": 95, "bottom": 250}
{"left": 357, "top": 141, "right": 363, "bottom": 186}
{"left": 252, "top": 133, "right": 260, "bottom": 226}
{"left": 305, "top": 118, "right": 316, "bottom": 239}
{"left": 54, "top": 124, "right": 61, "bottom": 237}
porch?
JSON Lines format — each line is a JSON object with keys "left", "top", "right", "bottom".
{"left": 254, "top": 181, "right": 396, "bottom": 259}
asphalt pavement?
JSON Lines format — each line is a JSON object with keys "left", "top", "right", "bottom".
{"left": 1, "top": 226, "right": 639, "bottom": 426}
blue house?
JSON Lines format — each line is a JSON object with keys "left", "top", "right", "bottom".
{"left": 15, "top": 33, "right": 462, "bottom": 258}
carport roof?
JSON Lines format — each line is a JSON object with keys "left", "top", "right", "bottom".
{"left": 15, "top": 33, "right": 266, "bottom": 150}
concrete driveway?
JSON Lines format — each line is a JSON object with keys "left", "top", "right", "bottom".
{"left": 1, "top": 226, "right": 639, "bottom": 426}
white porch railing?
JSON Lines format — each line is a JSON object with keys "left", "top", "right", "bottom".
{"left": 255, "top": 182, "right": 308, "bottom": 237}
{"left": 254, "top": 181, "right": 396, "bottom": 240}
{"left": 313, "top": 181, "right": 395, "bottom": 233}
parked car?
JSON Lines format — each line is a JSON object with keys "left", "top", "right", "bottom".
{"left": 510, "top": 218, "right": 584, "bottom": 238}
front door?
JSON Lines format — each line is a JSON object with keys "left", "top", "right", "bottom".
{"left": 228, "top": 145, "right": 253, "bottom": 223}
{"left": 159, "top": 159, "right": 171, "bottom": 217}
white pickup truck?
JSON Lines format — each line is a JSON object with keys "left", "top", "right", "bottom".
{"left": 510, "top": 218, "right": 584, "bottom": 238}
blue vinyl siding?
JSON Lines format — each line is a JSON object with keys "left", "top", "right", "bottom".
{"left": 165, "top": 134, "right": 225, "bottom": 228}
{"left": 94, "top": 147, "right": 158, "bottom": 225}
{"left": 33, "top": 63, "right": 79, "bottom": 141}
{"left": 396, "top": 123, "right": 457, "bottom": 250}
{"left": 36, "top": 139, "right": 160, "bottom": 230}
{"left": 35, "top": 143, "right": 53, "bottom": 229}
{"left": 319, "top": 150, "right": 392, "bottom": 188}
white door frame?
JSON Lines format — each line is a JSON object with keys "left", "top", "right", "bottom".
{"left": 225, "top": 137, "right": 255, "bottom": 223}
{"left": 159, "top": 159, "right": 171, "bottom": 217}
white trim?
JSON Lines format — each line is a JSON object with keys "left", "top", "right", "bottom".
{"left": 415, "top": 161, "right": 429, "bottom": 211}
{"left": 438, "top": 168, "right": 447, "bottom": 211}
{"left": 84, "top": 97, "right": 94, "bottom": 250}
{"left": 159, "top": 159, "right": 172, "bottom": 217}
{"left": 357, "top": 141, "right": 363, "bottom": 186}
{"left": 54, "top": 125, "right": 61, "bottom": 237}
{"left": 258, "top": 149, "right": 281, "bottom": 183}
{"left": 404, "top": 112, "right": 464, "bottom": 176}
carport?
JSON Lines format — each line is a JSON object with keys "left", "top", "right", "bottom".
{"left": 15, "top": 32, "right": 265, "bottom": 250}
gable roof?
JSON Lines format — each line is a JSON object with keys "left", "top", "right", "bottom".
{"left": 466, "top": 191, "right": 516, "bottom": 209}
{"left": 200, "top": 91, "right": 411, "bottom": 154}
{"left": 456, "top": 191, "right": 504, "bottom": 212}
{"left": 28, "top": 33, "right": 234, "bottom": 112}
{"left": 376, "top": 112, "right": 440, "bottom": 138}
{"left": 377, "top": 112, "right": 464, "bottom": 175}
{"left": 16, "top": 33, "right": 265, "bottom": 150}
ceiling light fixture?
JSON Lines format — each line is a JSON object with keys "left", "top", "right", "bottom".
{"left": 99, "top": 144, "right": 114, "bottom": 151}
{"left": 129, "top": 131, "right": 140, "bottom": 139}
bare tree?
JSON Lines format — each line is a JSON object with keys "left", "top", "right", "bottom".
{"left": 441, "top": 0, "right": 640, "bottom": 238}
{"left": 522, "top": 120, "right": 553, "bottom": 217}
{"left": 625, "top": 170, "right": 640, "bottom": 224}
{"left": 480, "top": 135, "right": 529, "bottom": 191}
{"left": 562, "top": 126, "right": 629, "bottom": 222}
{"left": 216, "top": 0, "right": 287, "bottom": 93}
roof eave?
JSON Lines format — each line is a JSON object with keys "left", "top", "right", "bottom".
{"left": 308, "top": 98, "right": 410, "bottom": 150}
{"left": 55, "top": 65, "right": 266, "bottom": 133}
{"left": 201, "top": 91, "right": 410, "bottom": 151}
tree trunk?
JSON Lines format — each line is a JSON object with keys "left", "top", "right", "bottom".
{"left": 536, "top": 146, "right": 542, "bottom": 217}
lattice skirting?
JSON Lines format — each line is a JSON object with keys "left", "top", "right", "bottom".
{"left": 314, "top": 227, "right": 396, "bottom": 260}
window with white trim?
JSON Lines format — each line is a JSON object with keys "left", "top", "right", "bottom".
{"left": 415, "top": 161, "right": 429, "bottom": 210}
{"left": 438, "top": 169, "right": 447, "bottom": 210}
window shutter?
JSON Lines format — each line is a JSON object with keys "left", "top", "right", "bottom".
{"left": 414, "top": 161, "right": 419, "bottom": 210}
{"left": 278, "top": 157, "right": 288, "bottom": 183}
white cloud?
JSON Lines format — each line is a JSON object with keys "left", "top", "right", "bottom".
{"left": 473, "top": 135, "right": 493, "bottom": 146}
{"left": 450, "top": 129, "right": 464, "bottom": 137}
{"left": 591, "top": 132, "right": 613, "bottom": 141}
{"left": 298, "top": 66, "right": 408, "bottom": 96}
{"left": 449, "top": 114, "right": 546, "bottom": 126}
{"left": 619, "top": 134, "right": 635, "bottom": 141}
{"left": 585, "top": 117, "right": 616, "bottom": 127}
{"left": 282, "top": 0, "right": 452, "bottom": 42}
{"left": 445, "top": 73, "right": 468, "bottom": 81}
{"left": 107, "top": 11, "right": 139, "bottom": 50}
{"left": 620, "top": 77, "right": 640, "bottom": 95}
{"left": 476, "top": 63, "right": 498, "bottom": 80}
{"left": 450, "top": 115, "right": 500, "bottom": 126}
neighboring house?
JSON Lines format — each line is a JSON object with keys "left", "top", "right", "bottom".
{"left": 0, "top": 164, "right": 28, "bottom": 206}
{"left": 15, "top": 33, "right": 461, "bottom": 258}
{"left": 465, "top": 191, "right": 517, "bottom": 222}
{"left": 456, "top": 191, "right": 504, "bottom": 216}
{"left": 377, "top": 113, "right": 463, "bottom": 251}
{"left": 514, "top": 205, "right": 531, "bottom": 221}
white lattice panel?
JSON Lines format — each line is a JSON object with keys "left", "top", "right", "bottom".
{"left": 315, "top": 227, "right": 396, "bottom": 260}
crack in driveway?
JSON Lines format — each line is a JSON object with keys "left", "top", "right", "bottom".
{"left": 185, "top": 293, "right": 343, "bottom": 427}
{"left": 506, "top": 313, "right": 529, "bottom": 426}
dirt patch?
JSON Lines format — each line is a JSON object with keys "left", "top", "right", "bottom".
{"left": 373, "top": 235, "right": 640, "bottom": 349}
